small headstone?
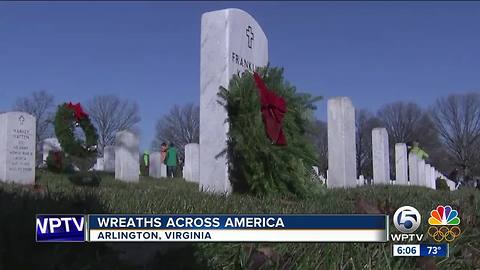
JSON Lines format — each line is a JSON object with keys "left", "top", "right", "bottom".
{"left": 417, "top": 159, "right": 426, "bottom": 187}
{"left": 446, "top": 179, "right": 456, "bottom": 190}
{"left": 327, "top": 97, "right": 357, "bottom": 188}
{"left": 94, "top": 157, "right": 104, "bottom": 171}
{"left": 184, "top": 143, "right": 200, "bottom": 183}
{"left": 372, "top": 128, "right": 390, "bottom": 184}
{"left": 408, "top": 152, "right": 419, "bottom": 185}
{"left": 149, "top": 152, "right": 163, "bottom": 179}
{"left": 358, "top": 175, "right": 365, "bottom": 186}
{"left": 394, "top": 143, "right": 408, "bottom": 185}
{"left": 42, "top": 138, "right": 61, "bottom": 165}
{"left": 0, "top": 112, "right": 36, "bottom": 184}
{"left": 104, "top": 146, "right": 115, "bottom": 172}
{"left": 199, "top": 8, "right": 268, "bottom": 194}
{"left": 319, "top": 174, "right": 326, "bottom": 184}
{"left": 115, "top": 131, "right": 139, "bottom": 182}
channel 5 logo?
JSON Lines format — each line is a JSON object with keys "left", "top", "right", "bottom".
{"left": 391, "top": 206, "right": 424, "bottom": 242}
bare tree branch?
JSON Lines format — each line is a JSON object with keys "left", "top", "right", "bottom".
{"left": 431, "top": 93, "right": 480, "bottom": 182}
{"left": 86, "top": 95, "right": 141, "bottom": 155}
{"left": 356, "top": 109, "right": 382, "bottom": 178}
{"left": 306, "top": 119, "right": 328, "bottom": 176}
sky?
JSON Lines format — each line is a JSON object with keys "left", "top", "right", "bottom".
{"left": 1, "top": 1, "right": 479, "bottom": 150}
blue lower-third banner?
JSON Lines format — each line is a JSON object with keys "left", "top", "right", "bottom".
{"left": 86, "top": 214, "right": 388, "bottom": 242}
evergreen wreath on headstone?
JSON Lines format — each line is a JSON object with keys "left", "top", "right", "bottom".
{"left": 54, "top": 102, "right": 100, "bottom": 186}
{"left": 218, "top": 66, "right": 324, "bottom": 197}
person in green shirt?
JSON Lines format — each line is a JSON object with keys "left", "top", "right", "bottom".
{"left": 409, "top": 141, "right": 429, "bottom": 160}
{"left": 165, "top": 143, "right": 178, "bottom": 178}
{"left": 143, "top": 150, "right": 150, "bottom": 175}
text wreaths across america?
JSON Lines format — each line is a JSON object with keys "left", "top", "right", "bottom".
{"left": 87, "top": 215, "right": 388, "bottom": 242}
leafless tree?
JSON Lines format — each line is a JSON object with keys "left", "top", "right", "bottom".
{"left": 377, "top": 102, "right": 426, "bottom": 143}
{"left": 151, "top": 103, "right": 199, "bottom": 163}
{"left": 14, "top": 90, "right": 55, "bottom": 165}
{"left": 306, "top": 119, "right": 328, "bottom": 176}
{"left": 86, "top": 95, "right": 141, "bottom": 154}
{"left": 431, "top": 93, "right": 480, "bottom": 183}
{"left": 356, "top": 109, "right": 382, "bottom": 179}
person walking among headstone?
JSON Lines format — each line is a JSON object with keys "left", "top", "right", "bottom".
{"left": 165, "top": 143, "right": 178, "bottom": 178}
{"left": 408, "top": 141, "right": 429, "bottom": 160}
{"left": 143, "top": 150, "right": 150, "bottom": 175}
{"left": 160, "top": 143, "right": 168, "bottom": 160}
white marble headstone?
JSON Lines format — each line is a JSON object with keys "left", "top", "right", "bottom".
{"left": 425, "top": 164, "right": 432, "bottom": 189}
{"left": 115, "top": 131, "right": 139, "bottom": 182}
{"left": 372, "top": 128, "right": 390, "bottom": 184}
{"left": 430, "top": 166, "right": 436, "bottom": 189}
{"left": 149, "top": 152, "right": 163, "bottom": 179}
{"left": 104, "top": 146, "right": 115, "bottom": 173}
{"left": 394, "top": 143, "right": 408, "bottom": 185}
{"left": 0, "top": 112, "right": 36, "bottom": 184}
{"left": 184, "top": 143, "right": 200, "bottom": 183}
{"left": 42, "top": 137, "right": 61, "bottom": 165}
{"left": 417, "top": 159, "right": 426, "bottom": 187}
{"left": 200, "top": 9, "right": 268, "bottom": 194}
{"left": 327, "top": 97, "right": 357, "bottom": 188}
{"left": 94, "top": 157, "right": 104, "bottom": 171}
{"left": 408, "top": 152, "right": 419, "bottom": 185}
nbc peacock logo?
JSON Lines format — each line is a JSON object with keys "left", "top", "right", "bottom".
{"left": 427, "top": 205, "right": 461, "bottom": 242}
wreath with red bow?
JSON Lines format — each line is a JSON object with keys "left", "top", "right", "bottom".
{"left": 54, "top": 102, "right": 98, "bottom": 171}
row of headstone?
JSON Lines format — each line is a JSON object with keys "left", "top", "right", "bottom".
{"left": 325, "top": 97, "right": 458, "bottom": 190}
{"left": 371, "top": 129, "right": 449, "bottom": 189}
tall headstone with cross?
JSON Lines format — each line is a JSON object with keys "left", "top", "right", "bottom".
{"left": 200, "top": 9, "right": 268, "bottom": 194}
{"left": 0, "top": 112, "right": 36, "bottom": 184}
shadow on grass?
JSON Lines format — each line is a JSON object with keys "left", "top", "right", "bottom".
{"left": 0, "top": 183, "right": 207, "bottom": 270}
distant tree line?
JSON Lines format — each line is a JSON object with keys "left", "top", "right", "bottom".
{"left": 12, "top": 90, "right": 479, "bottom": 185}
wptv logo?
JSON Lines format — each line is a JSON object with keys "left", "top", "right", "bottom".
{"left": 390, "top": 205, "right": 462, "bottom": 243}
{"left": 36, "top": 215, "right": 85, "bottom": 242}
{"left": 391, "top": 206, "right": 424, "bottom": 242}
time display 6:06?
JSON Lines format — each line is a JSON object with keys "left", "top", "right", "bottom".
{"left": 393, "top": 244, "right": 420, "bottom": 256}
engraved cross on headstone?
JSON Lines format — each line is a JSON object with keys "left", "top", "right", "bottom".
{"left": 246, "top": 25, "right": 254, "bottom": 49}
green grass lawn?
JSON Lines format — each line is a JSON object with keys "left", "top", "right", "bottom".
{"left": 0, "top": 170, "right": 479, "bottom": 269}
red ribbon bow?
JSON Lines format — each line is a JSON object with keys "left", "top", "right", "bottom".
{"left": 253, "top": 72, "right": 287, "bottom": 146}
{"left": 66, "top": 102, "right": 88, "bottom": 122}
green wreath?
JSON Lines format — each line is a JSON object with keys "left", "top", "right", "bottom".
{"left": 54, "top": 102, "right": 99, "bottom": 171}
